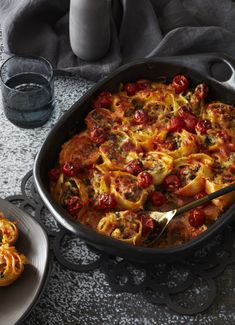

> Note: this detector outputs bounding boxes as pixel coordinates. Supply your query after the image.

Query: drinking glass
[0,55,54,128]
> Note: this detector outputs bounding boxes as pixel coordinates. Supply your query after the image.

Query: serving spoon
[145,182,235,242]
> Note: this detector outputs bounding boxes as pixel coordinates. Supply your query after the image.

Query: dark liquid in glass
[2,72,54,128]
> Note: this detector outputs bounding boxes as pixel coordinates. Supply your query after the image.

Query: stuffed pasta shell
[174,153,214,196]
[109,171,151,211]
[99,131,139,171]
[59,131,100,167]
[206,173,235,209]
[153,129,199,159]
[97,210,142,245]
[140,151,173,185]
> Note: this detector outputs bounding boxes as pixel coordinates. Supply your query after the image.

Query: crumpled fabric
[1,0,235,80]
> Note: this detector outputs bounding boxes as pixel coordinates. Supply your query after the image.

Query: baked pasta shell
[202,101,235,129]
[141,151,173,185]
[205,177,235,209]
[97,211,142,245]
[154,129,199,159]
[99,130,139,171]
[59,131,100,167]
[51,174,89,207]
[109,171,150,211]
[175,153,214,196]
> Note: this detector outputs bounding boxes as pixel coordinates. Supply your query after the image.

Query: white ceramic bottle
[69,0,112,61]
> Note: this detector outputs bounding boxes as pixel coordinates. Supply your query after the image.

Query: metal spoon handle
[175,182,235,216]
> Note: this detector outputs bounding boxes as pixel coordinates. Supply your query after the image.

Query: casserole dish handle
[164,53,235,92]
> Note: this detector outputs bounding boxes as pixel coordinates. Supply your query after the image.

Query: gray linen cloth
[1,0,235,80]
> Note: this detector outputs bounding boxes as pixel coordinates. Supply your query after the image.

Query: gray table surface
[0,32,235,325]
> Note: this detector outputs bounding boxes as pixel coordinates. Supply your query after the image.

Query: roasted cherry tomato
[150,191,166,207]
[194,191,209,208]
[135,79,150,90]
[177,105,192,117]
[183,113,198,133]
[194,83,209,99]
[188,208,206,228]
[48,168,60,181]
[195,119,211,134]
[121,139,137,152]
[168,116,185,132]
[126,159,144,175]
[139,214,156,237]
[194,191,207,200]
[66,196,83,215]
[93,91,112,108]
[172,75,189,94]
[98,193,117,209]
[122,82,138,96]
[136,171,153,188]
[229,144,235,152]
[62,161,80,177]
[133,109,149,124]
[229,161,235,174]
[89,127,107,144]
[217,130,231,142]
[163,174,181,192]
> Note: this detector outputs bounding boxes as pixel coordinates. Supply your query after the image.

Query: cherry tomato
[195,119,211,134]
[139,214,156,237]
[98,193,117,209]
[62,161,80,177]
[133,109,149,124]
[66,196,83,215]
[194,191,209,208]
[217,130,231,142]
[136,171,153,188]
[150,191,166,207]
[126,159,144,175]
[188,209,206,228]
[194,191,207,200]
[48,168,60,181]
[228,143,235,153]
[122,82,138,96]
[135,79,150,90]
[177,105,192,118]
[194,83,209,99]
[168,116,185,132]
[183,113,198,133]
[89,127,107,144]
[121,139,136,152]
[172,75,189,94]
[229,161,235,174]
[93,91,112,108]
[163,175,181,192]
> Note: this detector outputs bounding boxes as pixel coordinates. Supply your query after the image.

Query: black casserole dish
[34,54,235,263]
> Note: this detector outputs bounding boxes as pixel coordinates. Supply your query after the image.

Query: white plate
[0,198,49,325]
